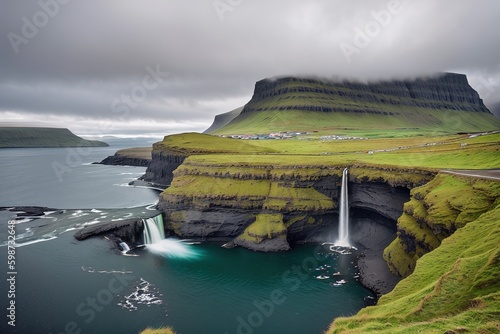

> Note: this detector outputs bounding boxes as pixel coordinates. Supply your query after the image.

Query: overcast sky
[1,0,500,137]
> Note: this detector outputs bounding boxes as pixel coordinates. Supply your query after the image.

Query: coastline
[97,147,152,167]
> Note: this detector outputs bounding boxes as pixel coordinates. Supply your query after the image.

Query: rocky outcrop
[99,154,150,167]
[98,147,152,167]
[74,218,145,246]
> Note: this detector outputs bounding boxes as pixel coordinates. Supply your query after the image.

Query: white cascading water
[336,168,350,247]
[142,214,198,259]
[119,241,131,253]
[143,215,165,244]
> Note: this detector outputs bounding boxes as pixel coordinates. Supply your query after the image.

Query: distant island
[0,127,108,148]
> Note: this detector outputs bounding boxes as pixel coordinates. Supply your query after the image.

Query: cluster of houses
[220,131,309,140]
[318,135,367,141]
[219,132,368,141]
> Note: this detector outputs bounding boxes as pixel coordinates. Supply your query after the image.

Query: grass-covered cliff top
[0,127,108,148]
[153,132,276,155]
[153,131,500,170]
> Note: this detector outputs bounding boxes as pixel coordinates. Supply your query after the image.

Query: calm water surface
[0,143,375,334]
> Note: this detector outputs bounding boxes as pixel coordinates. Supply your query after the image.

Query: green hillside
[328,179,500,333]
[210,74,500,136]
[0,127,108,148]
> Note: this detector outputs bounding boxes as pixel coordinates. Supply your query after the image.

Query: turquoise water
[4,230,374,334]
[0,146,375,333]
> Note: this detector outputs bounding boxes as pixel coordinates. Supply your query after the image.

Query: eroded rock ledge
[157,158,435,252]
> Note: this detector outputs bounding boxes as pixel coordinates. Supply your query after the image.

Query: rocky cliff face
[142,150,186,187]
[157,160,434,252]
[244,73,490,114]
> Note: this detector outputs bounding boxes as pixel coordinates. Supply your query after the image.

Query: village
[218,131,367,141]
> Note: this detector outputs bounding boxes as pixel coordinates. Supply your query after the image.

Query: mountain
[203,106,243,133]
[0,127,108,148]
[207,73,500,135]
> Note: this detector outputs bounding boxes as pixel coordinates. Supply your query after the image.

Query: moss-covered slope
[0,127,108,148]
[328,182,500,333]
[384,174,500,277]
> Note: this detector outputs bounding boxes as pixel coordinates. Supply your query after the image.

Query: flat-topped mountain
[0,127,108,148]
[207,73,500,135]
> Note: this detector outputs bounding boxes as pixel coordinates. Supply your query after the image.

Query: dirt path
[440,169,500,181]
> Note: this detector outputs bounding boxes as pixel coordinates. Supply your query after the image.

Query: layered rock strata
[157,159,434,252]
[243,73,490,115]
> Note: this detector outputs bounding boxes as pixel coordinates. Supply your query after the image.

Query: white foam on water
[15,236,57,247]
[81,220,101,227]
[13,218,33,224]
[146,239,200,259]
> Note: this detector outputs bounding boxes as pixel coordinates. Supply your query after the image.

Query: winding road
[440,169,500,181]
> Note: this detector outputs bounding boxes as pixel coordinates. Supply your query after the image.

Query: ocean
[0,140,375,334]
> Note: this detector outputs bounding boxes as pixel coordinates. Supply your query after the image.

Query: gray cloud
[1,0,500,136]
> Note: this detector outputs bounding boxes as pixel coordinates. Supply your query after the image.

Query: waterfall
[142,214,199,258]
[119,242,131,253]
[337,168,350,247]
[143,215,165,244]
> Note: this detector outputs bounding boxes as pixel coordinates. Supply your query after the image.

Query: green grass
[329,199,500,333]
[153,132,500,170]
[383,174,500,278]
[153,132,275,155]
[236,213,287,243]
[116,147,152,159]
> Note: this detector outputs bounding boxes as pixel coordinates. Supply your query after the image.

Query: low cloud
[1,0,499,135]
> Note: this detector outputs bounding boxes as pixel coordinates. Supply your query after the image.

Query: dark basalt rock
[98,155,150,167]
[0,206,58,216]
[244,73,490,115]
[142,151,186,188]
[74,219,144,246]
[233,236,290,252]
[349,182,409,222]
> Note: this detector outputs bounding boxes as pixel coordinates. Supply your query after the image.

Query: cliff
[0,127,108,148]
[142,132,275,187]
[383,173,500,277]
[157,157,434,252]
[212,73,500,135]
[98,147,151,167]
[329,174,500,333]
